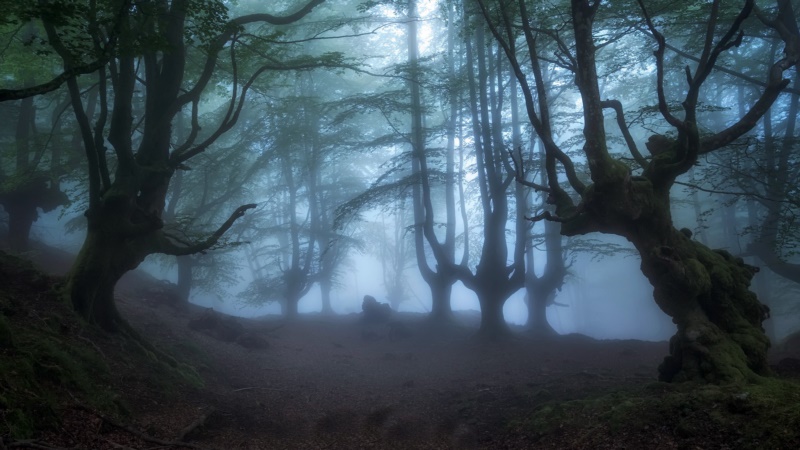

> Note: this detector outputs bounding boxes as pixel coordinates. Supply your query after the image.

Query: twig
[103,438,137,450]
[231,386,285,392]
[78,335,108,361]
[175,408,215,442]
[7,441,68,450]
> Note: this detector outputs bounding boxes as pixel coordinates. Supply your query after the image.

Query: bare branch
[159,204,258,256]
[601,99,647,168]
[635,0,686,131]
[508,148,549,192]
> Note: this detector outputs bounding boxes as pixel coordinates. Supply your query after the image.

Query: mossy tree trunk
[642,236,769,383]
[67,222,150,331]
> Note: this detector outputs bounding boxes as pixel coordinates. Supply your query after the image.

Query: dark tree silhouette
[36,0,325,331]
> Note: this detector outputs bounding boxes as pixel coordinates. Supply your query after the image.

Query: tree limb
[159,203,257,256]
[601,99,647,168]
[174,0,325,112]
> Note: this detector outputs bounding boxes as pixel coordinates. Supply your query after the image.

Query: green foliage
[185,0,230,48]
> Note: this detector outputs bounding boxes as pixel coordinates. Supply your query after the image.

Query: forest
[1,0,799,448]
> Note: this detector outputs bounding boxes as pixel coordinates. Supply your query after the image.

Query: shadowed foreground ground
[2,244,799,449]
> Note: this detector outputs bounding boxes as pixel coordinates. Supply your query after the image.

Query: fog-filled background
[2,0,798,345]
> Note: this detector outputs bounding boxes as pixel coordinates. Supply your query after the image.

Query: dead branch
[78,335,108,361]
[102,438,137,450]
[232,386,286,392]
[6,440,68,450]
[175,408,215,442]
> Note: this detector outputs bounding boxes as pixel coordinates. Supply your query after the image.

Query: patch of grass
[122,331,205,390]
[515,378,800,448]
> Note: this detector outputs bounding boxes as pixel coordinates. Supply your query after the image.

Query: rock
[236,332,269,349]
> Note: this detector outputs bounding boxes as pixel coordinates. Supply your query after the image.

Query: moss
[517,380,800,448]
[683,258,711,295]
[0,251,126,439]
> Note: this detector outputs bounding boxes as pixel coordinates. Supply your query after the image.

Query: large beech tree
[479,0,798,382]
[34,0,325,331]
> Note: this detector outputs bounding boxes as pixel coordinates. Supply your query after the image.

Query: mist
[2,0,799,447]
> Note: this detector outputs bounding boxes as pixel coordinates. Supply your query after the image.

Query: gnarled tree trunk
[633,228,769,383]
[573,176,770,383]
[66,220,150,331]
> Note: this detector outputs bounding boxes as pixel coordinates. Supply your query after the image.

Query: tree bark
[319,278,334,315]
[477,0,791,383]
[284,294,300,320]
[176,255,194,304]
[428,276,454,324]
[5,201,37,252]
[525,287,557,338]
[475,280,512,339]
[66,227,148,331]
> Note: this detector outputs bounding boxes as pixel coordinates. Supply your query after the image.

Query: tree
[237,68,365,318]
[446,9,526,339]
[479,0,798,382]
[0,21,73,250]
[406,0,467,324]
[29,0,325,331]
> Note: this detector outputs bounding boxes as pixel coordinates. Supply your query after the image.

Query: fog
[25,208,722,343]
[3,0,799,351]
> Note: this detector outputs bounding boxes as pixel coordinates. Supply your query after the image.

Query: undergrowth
[0,251,202,440]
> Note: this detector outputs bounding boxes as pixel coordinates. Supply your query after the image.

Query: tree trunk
[66,228,147,331]
[284,295,299,320]
[525,287,556,338]
[176,255,194,304]
[633,228,770,383]
[4,200,37,252]
[428,277,454,324]
[476,283,511,339]
[319,278,334,315]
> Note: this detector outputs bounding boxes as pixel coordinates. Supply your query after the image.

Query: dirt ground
[106,294,666,449]
[9,243,800,449]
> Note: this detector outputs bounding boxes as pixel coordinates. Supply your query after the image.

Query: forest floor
[2,242,800,449]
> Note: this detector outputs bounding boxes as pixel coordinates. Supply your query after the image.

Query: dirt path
[11,243,800,449]
[118,299,669,449]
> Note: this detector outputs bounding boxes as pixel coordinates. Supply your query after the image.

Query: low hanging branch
[160,203,258,256]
